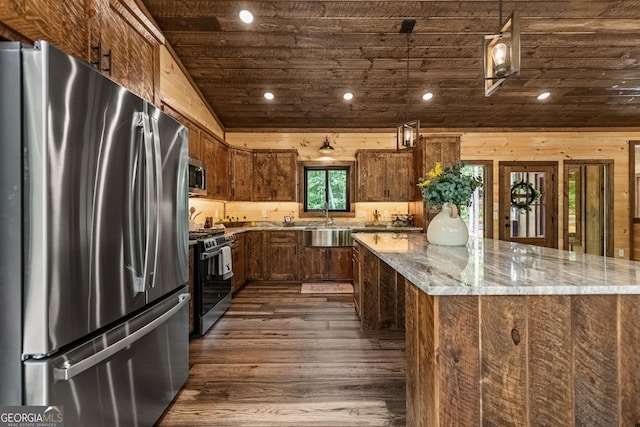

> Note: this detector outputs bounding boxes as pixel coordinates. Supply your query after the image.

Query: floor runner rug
[300,282,354,294]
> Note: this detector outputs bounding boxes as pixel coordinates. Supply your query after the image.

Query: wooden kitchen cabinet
[352,242,362,317]
[246,231,266,280]
[201,132,229,200]
[162,104,201,160]
[229,148,253,201]
[267,231,299,280]
[359,245,404,330]
[87,1,158,104]
[356,150,414,202]
[252,150,298,201]
[300,248,328,280]
[231,233,246,293]
[328,248,353,280]
[300,247,353,281]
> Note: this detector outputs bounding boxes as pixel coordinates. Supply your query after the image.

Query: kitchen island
[353,233,640,427]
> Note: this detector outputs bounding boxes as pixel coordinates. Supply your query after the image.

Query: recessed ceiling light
[343,92,354,101]
[264,92,274,100]
[239,10,254,24]
[422,92,434,101]
[537,92,551,100]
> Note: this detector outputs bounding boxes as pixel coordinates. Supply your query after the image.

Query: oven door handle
[200,247,223,261]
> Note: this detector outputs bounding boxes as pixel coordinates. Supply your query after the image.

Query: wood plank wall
[226,131,398,161]
[460,131,640,256]
[405,279,640,427]
[229,130,640,256]
[159,45,224,139]
[2,2,639,253]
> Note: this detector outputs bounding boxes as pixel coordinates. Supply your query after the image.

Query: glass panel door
[460,162,493,239]
[499,162,558,248]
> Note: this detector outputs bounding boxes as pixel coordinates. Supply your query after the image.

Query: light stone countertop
[188,221,422,245]
[352,232,640,296]
[221,221,423,236]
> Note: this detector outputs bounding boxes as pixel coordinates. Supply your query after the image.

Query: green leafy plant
[417,162,482,208]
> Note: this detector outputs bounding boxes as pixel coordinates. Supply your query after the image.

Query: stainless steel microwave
[188,157,206,196]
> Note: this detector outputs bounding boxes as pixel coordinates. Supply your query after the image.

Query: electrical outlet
[384,210,389,218]
[261,210,267,218]
[618,248,625,257]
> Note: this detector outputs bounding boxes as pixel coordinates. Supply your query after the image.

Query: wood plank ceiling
[140,0,640,130]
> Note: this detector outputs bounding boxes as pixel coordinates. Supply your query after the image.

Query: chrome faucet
[323,201,334,225]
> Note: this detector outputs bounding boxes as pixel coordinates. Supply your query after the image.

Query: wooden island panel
[405,282,640,426]
[621,296,640,426]
[359,245,404,331]
[527,295,573,426]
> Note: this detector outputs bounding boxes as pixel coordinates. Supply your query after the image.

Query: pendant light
[318,136,335,154]
[483,0,520,96]
[396,19,419,151]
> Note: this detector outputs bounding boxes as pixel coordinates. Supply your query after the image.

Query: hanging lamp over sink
[318,136,335,154]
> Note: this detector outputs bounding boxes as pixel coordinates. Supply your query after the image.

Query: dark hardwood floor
[156,282,406,426]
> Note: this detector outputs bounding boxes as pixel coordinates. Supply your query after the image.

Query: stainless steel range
[191,231,235,336]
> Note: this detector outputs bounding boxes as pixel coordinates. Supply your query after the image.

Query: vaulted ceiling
[141,0,640,131]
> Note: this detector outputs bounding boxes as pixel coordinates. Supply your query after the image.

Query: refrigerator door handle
[126,112,148,294]
[53,293,190,381]
[148,116,163,289]
[141,112,156,291]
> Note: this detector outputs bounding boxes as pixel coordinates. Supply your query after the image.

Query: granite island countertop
[353,232,640,296]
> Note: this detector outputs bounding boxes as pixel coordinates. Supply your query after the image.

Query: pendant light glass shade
[397,120,420,149]
[318,136,335,154]
[483,10,520,96]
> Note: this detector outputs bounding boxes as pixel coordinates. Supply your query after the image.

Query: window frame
[298,161,355,218]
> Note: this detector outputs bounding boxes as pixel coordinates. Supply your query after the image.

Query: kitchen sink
[303,228,352,247]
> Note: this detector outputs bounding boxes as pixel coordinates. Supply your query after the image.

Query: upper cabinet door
[230,148,253,201]
[214,141,230,200]
[252,152,276,201]
[201,132,229,200]
[357,152,386,202]
[274,151,297,201]
[356,151,413,202]
[252,150,297,201]
[387,152,415,201]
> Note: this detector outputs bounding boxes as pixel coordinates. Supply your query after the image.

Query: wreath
[510,181,541,211]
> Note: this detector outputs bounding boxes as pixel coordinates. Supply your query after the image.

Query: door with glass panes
[499,162,558,248]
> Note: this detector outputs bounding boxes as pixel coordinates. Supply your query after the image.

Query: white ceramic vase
[426,202,469,246]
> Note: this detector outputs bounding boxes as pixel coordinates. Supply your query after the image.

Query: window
[304,166,350,212]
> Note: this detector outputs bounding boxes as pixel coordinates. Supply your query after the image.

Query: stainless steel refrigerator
[0,41,190,426]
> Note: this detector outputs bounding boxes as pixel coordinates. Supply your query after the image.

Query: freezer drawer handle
[53,293,191,381]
